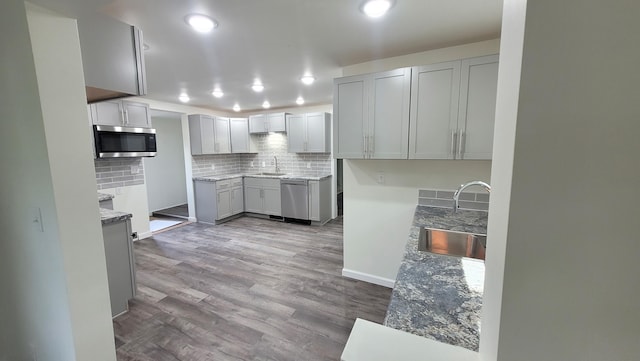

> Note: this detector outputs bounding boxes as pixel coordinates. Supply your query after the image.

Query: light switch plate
[130,165,139,174]
[307,162,311,169]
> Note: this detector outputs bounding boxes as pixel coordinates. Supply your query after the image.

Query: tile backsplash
[191,132,332,178]
[418,188,490,211]
[94,158,145,190]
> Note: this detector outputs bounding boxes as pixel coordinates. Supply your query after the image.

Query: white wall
[0,2,115,360]
[26,4,116,360]
[481,0,640,360]
[341,39,499,285]
[145,113,188,212]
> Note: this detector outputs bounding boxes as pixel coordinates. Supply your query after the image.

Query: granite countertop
[383,205,488,351]
[100,208,132,225]
[98,192,115,202]
[193,173,332,182]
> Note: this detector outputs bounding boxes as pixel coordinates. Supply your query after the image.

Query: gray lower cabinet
[102,219,136,317]
[243,177,281,216]
[309,177,332,224]
[194,178,244,224]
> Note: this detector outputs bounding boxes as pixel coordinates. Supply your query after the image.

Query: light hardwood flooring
[114,216,392,361]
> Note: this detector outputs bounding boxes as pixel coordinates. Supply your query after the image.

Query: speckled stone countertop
[193,173,332,182]
[383,205,488,351]
[98,192,115,202]
[100,208,132,225]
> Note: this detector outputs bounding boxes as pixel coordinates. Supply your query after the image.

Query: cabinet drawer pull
[450,130,457,158]
[458,130,466,159]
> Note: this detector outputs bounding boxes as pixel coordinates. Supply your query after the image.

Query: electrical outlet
[376,172,385,184]
[116,187,123,195]
[130,165,139,174]
[261,161,266,167]
[211,164,215,170]
[306,162,311,169]
[250,161,254,167]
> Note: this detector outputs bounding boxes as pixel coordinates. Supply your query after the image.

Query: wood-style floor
[114,216,392,361]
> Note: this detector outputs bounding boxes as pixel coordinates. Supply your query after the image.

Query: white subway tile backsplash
[94,158,145,190]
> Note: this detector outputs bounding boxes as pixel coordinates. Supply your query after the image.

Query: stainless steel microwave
[93,125,157,158]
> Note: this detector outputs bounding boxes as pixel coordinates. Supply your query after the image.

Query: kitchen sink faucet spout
[273,156,280,173]
[453,181,491,212]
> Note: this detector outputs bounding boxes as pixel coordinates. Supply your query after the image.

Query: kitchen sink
[418,227,487,261]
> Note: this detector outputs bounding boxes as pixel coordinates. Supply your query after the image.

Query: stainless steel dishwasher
[281,178,309,220]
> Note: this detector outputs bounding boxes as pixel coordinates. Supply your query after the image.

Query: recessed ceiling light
[185,14,217,33]
[301,75,315,85]
[179,93,190,103]
[262,101,271,109]
[252,81,265,92]
[296,97,305,105]
[233,104,241,112]
[212,88,224,98]
[361,0,393,18]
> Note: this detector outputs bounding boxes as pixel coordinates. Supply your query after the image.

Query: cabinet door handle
[363,135,367,158]
[450,130,457,159]
[458,130,466,159]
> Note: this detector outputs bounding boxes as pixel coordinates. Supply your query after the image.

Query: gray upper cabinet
[229,118,257,153]
[333,68,411,159]
[333,75,368,158]
[188,114,231,155]
[457,55,499,160]
[213,117,231,154]
[286,112,331,153]
[409,61,461,159]
[409,55,498,160]
[249,112,288,134]
[90,100,151,128]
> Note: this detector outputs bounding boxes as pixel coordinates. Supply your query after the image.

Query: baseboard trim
[342,268,395,288]
[137,231,153,241]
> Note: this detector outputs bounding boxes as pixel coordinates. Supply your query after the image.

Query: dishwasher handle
[281,179,308,186]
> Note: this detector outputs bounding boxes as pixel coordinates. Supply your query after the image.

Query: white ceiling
[30,0,502,112]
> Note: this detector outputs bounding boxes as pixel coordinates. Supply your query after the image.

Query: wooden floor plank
[115,216,391,361]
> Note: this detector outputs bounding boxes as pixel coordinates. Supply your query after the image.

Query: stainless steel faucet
[273,156,280,173]
[453,180,491,212]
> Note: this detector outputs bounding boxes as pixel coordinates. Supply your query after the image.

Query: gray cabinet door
[286,114,306,152]
[123,101,151,127]
[263,188,281,216]
[230,118,254,153]
[188,115,215,155]
[409,61,461,159]
[306,113,330,153]
[194,181,217,223]
[102,220,135,317]
[249,114,267,133]
[458,55,499,160]
[93,101,123,126]
[244,185,263,213]
[369,68,411,159]
[214,117,231,153]
[231,186,244,215]
[267,113,286,132]
[308,180,320,221]
[216,188,232,219]
[333,75,367,158]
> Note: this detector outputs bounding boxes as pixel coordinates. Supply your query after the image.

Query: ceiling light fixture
[296,97,305,105]
[252,81,264,92]
[185,14,217,33]
[179,93,190,103]
[361,0,393,18]
[233,104,241,112]
[301,75,315,85]
[262,101,271,109]
[212,88,224,98]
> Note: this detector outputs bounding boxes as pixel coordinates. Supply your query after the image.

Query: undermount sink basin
[254,172,287,176]
[418,227,487,261]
